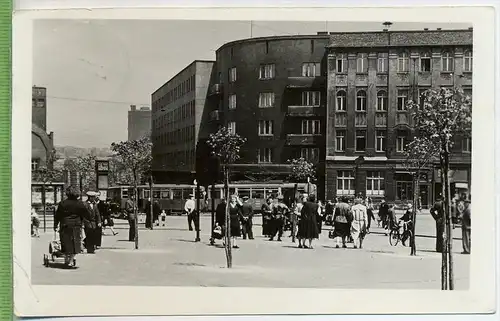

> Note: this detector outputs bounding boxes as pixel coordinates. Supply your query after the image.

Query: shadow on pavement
[174,238,198,243]
[44,262,79,270]
[282,245,301,249]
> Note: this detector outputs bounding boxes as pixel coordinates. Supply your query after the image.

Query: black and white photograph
[13,6,496,317]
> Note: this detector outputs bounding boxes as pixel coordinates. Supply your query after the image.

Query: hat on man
[86,191,97,197]
[189,193,194,197]
[242,196,249,201]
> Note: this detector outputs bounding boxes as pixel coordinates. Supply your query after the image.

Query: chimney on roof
[130,105,136,111]
[424,28,429,31]
[437,28,442,31]
[317,31,328,35]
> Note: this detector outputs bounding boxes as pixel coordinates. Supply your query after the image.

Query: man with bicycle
[398,203,414,246]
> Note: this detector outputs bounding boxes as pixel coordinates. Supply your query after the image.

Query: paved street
[32,214,470,289]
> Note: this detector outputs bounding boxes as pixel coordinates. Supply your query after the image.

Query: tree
[108,155,134,186]
[110,136,152,250]
[287,157,316,243]
[206,126,246,268]
[403,137,440,256]
[64,154,97,196]
[407,87,472,290]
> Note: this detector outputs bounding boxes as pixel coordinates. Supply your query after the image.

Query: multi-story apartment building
[31,86,55,171]
[325,29,472,207]
[128,105,152,141]
[151,60,216,183]
[209,34,330,196]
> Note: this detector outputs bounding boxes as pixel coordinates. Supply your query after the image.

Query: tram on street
[107,182,311,215]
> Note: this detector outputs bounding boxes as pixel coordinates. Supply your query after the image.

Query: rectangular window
[366,171,385,196]
[355,130,366,151]
[258,120,274,136]
[228,67,237,83]
[462,137,471,153]
[258,92,275,108]
[335,130,345,152]
[463,51,473,72]
[301,148,319,162]
[302,120,321,135]
[336,54,347,73]
[302,62,321,77]
[377,53,388,73]
[375,130,386,152]
[356,53,368,73]
[396,136,407,152]
[259,64,275,79]
[337,170,354,196]
[31,159,40,171]
[228,94,237,109]
[301,91,321,106]
[258,148,272,163]
[420,55,431,72]
[398,53,410,72]
[336,90,347,111]
[397,89,409,111]
[228,121,236,135]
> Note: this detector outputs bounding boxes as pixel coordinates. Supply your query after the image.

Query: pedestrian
[145,197,153,229]
[385,203,397,235]
[325,200,334,226]
[365,197,375,233]
[228,195,242,248]
[297,194,320,249]
[184,194,197,231]
[461,198,471,254]
[31,207,40,237]
[316,200,325,237]
[82,191,101,254]
[350,198,368,249]
[101,198,118,236]
[93,194,103,248]
[269,195,288,242]
[261,196,274,237]
[240,196,254,240]
[294,194,307,247]
[332,196,352,248]
[126,194,136,242]
[378,198,389,229]
[398,203,414,247]
[153,198,161,226]
[54,186,90,267]
[430,196,445,253]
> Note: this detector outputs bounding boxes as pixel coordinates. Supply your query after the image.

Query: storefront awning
[434,169,469,183]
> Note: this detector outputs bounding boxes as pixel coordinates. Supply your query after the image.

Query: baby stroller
[43,231,76,268]
[209,224,224,245]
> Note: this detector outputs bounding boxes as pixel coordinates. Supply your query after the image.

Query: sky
[33,20,471,148]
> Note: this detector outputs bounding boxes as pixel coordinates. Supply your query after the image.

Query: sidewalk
[32,216,470,289]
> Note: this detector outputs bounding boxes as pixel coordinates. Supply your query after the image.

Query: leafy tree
[206,126,246,268]
[110,136,152,250]
[403,136,440,256]
[407,87,472,290]
[64,154,97,196]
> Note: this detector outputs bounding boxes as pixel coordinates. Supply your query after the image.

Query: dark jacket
[462,206,471,230]
[430,201,444,224]
[215,202,226,226]
[301,201,319,221]
[125,199,135,220]
[334,202,351,223]
[378,202,389,217]
[83,201,101,229]
[54,199,90,229]
[97,201,109,218]
[240,202,254,220]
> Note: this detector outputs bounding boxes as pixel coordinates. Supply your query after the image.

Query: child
[159,209,167,227]
[31,207,40,237]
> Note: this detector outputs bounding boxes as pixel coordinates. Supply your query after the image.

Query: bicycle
[388,221,413,247]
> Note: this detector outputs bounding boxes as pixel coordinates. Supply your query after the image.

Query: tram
[107,182,312,215]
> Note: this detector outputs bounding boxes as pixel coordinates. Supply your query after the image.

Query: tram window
[144,190,151,199]
[238,189,251,199]
[122,190,129,198]
[160,190,170,199]
[172,189,183,199]
[251,189,264,199]
[153,191,161,199]
[229,188,236,196]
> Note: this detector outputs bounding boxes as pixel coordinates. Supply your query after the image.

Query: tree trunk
[133,172,139,250]
[211,182,215,243]
[195,183,201,242]
[223,165,232,268]
[440,154,448,290]
[410,172,418,256]
[443,142,454,290]
[42,184,47,233]
[149,179,154,230]
[292,183,298,243]
[79,175,83,198]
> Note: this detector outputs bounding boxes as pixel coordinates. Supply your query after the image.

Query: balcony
[208,83,223,96]
[286,76,326,89]
[287,105,324,117]
[286,134,322,146]
[355,112,367,127]
[375,112,387,127]
[335,113,347,127]
[396,112,409,126]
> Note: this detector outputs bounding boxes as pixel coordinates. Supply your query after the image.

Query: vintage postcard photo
[12,6,496,317]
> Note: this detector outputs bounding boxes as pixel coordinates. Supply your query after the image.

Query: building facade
[325,29,472,207]
[31,86,55,171]
[32,86,47,131]
[151,60,216,183]
[128,105,151,141]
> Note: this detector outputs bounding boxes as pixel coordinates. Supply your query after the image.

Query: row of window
[335,88,472,112]
[157,149,196,169]
[154,125,196,146]
[153,101,196,129]
[228,119,322,137]
[335,51,473,74]
[334,129,472,153]
[227,62,321,83]
[336,171,385,196]
[228,91,321,109]
[156,75,196,108]
[256,148,320,164]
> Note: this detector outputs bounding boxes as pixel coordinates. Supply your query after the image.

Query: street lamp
[194,179,201,242]
[354,156,365,197]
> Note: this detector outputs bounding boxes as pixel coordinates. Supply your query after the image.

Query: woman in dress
[228,195,243,248]
[54,185,91,267]
[298,194,320,249]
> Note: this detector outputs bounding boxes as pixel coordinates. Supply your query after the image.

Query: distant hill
[55,146,113,159]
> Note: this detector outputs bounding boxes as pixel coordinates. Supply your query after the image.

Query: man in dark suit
[83,191,101,254]
[270,195,288,242]
[240,196,254,240]
[461,198,471,254]
[430,196,445,253]
[126,195,136,242]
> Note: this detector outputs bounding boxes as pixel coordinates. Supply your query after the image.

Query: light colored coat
[350,203,367,240]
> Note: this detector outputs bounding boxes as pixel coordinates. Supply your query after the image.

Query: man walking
[378,198,389,229]
[240,196,254,240]
[269,195,288,242]
[350,198,368,249]
[430,196,445,253]
[461,198,471,254]
[93,193,103,249]
[83,191,101,254]
[184,194,197,231]
[126,194,136,242]
[261,196,274,237]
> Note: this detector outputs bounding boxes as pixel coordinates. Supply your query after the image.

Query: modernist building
[128,105,151,141]
[151,60,216,183]
[31,86,55,171]
[325,29,472,207]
